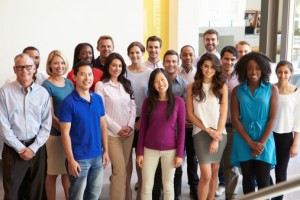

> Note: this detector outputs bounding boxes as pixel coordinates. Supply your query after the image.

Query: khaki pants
[141,147,176,200]
[108,134,134,200]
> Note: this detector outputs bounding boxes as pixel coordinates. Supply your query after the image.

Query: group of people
[0,29,299,200]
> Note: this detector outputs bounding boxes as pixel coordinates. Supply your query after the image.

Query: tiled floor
[1,150,300,199]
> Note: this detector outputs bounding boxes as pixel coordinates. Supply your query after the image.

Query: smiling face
[108,58,122,80]
[154,71,169,95]
[97,39,114,59]
[14,55,36,86]
[129,45,144,64]
[180,46,195,70]
[146,41,161,60]
[276,65,292,83]
[221,52,236,74]
[247,60,262,83]
[49,55,66,77]
[78,45,93,63]
[201,60,216,81]
[204,34,219,52]
[73,65,94,91]
[163,55,179,75]
[237,44,252,59]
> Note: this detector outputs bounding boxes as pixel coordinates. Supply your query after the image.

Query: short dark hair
[73,61,93,76]
[235,52,272,83]
[146,36,162,48]
[180,45,195,55]
[203,29,219,39]
[221,46,238,59]
[163,50,179,63]
[22,46,39,53]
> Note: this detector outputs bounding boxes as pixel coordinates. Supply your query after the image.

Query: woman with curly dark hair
[186,53,228,200]
[231,52,278,194]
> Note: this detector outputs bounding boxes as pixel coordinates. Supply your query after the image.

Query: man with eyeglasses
[0,53,51,199]
[4,46,48,85]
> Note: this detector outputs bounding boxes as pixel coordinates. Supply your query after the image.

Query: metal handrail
[238,177,300,200]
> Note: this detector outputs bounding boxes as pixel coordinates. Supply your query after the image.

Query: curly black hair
[235,51,272,83]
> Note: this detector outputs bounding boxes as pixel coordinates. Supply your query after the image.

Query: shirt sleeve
[58,98,73,122]
[128,99,137,129]
[175,97,186,158]
[0,88,26,152]
[136,98,149,156]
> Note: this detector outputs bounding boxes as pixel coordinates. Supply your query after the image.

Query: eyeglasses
[14,65,33,71]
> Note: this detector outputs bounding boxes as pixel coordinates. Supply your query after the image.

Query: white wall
[0,0,143,86]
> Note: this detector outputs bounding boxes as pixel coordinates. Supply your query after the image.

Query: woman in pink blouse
[136,68,185,200]
[95,53,136,200]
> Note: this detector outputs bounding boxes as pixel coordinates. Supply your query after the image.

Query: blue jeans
[67,156,104,200]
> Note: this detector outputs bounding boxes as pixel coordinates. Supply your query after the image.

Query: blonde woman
[42,50,73,200]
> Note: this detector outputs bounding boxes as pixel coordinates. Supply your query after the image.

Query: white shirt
[143,60,163,70]
[273,89,300,133]
[192,83,226,135]
[94,80,136,137]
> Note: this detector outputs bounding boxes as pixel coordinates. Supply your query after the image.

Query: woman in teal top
[231,52,278,194]
[42,50,74,200]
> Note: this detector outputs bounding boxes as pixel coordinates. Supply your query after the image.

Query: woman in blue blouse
[231,52,278,194]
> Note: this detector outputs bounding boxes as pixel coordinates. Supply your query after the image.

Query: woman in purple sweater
[136,68,185,200]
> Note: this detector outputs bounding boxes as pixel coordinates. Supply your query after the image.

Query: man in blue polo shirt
[59,61,109,200]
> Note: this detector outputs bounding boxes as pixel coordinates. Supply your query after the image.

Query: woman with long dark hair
[136,68,185,200]
[94,53,136,200]
[186,53,228,200]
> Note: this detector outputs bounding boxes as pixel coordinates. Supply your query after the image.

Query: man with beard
[194,29,220,66]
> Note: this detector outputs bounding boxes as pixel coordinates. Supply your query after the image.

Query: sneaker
[215,185,225,197]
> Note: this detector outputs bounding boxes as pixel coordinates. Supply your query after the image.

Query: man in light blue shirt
[0,53,51,199]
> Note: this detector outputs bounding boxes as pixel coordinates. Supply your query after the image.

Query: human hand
[102,151,110,168]
[209,140,219,154]
[136,156,143,168]
[67,159,81,177]
[206,128,223,141]
[19,147,35,160]
[290,143,298,158]
[174,157,183,168]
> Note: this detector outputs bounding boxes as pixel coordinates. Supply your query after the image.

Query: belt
[20,136,36,147]
[225,123,233,128]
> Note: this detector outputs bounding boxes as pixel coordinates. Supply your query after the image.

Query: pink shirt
[95,80,136,137]
[137,96,186,157]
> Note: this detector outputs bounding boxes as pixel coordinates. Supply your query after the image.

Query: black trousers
[2,144,46,200]
[185,127,199,191]
[270,132,293,200]
[240,159,271,194]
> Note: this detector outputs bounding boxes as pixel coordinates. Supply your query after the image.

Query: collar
[72,89,93,101]
[241,81,268,90]
[14,80,35,93]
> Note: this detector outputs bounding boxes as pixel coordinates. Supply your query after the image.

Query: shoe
[215,185,225,197]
